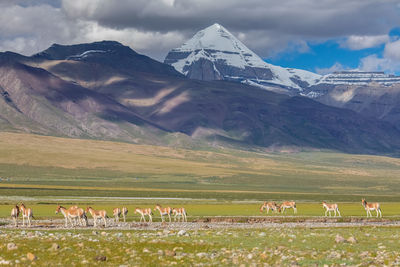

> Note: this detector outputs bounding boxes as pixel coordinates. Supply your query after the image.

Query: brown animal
[11,205,20,227]
[19,203,33,227]
[172,207,187,222]
[134,208,153,222]
[260,201,279,214]
[278,201,297,214]
[113,208,121,223]
[86,207,107,227]
[154,204,172,222]
[362,198,382,218]
[122,207,128,222]
[322,201,341,217]
[56,206,87,227]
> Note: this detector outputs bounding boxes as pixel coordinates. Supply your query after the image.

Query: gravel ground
[1,218,399,230]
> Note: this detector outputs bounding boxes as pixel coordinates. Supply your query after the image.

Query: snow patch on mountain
[317,71,400,85]
[67,50,107,60]
[165,23,321,90]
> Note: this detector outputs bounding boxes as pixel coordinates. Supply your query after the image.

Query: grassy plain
[0,132,400,202]
[1,133,400,266]
[1,227,400,266]
[0,202,398,221]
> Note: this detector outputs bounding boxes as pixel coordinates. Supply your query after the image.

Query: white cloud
[384,39,400,61]
[315,62,348,75]
[79,22,186,60]
[0,0,400,66]
[342,35,389,50]
[59,0,400,58]
[0,4,77,55]
[357,38,400,73]
[359,55,400,74]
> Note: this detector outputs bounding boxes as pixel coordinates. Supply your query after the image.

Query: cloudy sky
[1,0,400,74]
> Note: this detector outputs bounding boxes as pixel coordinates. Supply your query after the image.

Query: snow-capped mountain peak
[165,23,321,91]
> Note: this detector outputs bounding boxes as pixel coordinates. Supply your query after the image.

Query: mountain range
[165,23,400,132]
[1,36,400,154]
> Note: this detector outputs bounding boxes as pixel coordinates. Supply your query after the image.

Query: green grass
[0,202,398,221]
[1,132,400,201]
[0,227,399,266]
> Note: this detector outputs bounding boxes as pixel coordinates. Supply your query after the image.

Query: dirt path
[1,217,400,230]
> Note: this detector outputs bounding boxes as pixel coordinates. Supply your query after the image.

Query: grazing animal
[11,205,20,227]
[260,201,279,214]
[134,208,153,222]
[56,206,87,227]
[122,207,128,222]
[86,207,107,227]
[278,201,297,214]
[154,204,172,223]
[19,203,33,227]
[172,207,187,222]
[113,208,121,223]
[322,201,341,217]
[362,198,382,218]
[75,206,88,226]
[66,205,87,226]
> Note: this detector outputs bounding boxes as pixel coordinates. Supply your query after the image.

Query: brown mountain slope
[1,41,400,154]
[313,83,400,130]
[0,60,167,143]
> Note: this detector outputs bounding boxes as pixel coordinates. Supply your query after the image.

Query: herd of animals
[8,199,382,227]
[9,204,187,227]
[260,199,382,218]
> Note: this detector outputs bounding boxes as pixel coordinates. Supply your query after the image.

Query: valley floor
[1,133,400,265]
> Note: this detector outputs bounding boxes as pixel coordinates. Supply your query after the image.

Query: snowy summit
[165,23,321,92]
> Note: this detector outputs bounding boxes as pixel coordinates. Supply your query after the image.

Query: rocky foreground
[0,220,399,266]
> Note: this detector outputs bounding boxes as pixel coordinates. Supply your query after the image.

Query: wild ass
[278,201,297,214]
[56,206,87,227]
[19,203,33,227]
[260,201,279,214]
[154,204,172,223]
[66,205,87,226]
[322,201,341,217]
[86,207,107,227]
[172,207,187,222]
[11,205,20,227]
[122,207,128,222]
[113,208,121,223]
[134,208,153,223]
[362,198,382,218]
